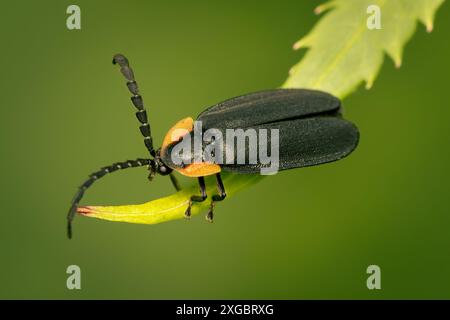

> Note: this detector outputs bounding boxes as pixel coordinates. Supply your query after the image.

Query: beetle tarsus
[185,177,207,219]
[185,194,207,219]
[185,202,192,219]
[205,173,227,223]
[206,205,214,223]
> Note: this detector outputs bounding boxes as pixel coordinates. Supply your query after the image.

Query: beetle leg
[185,176,207,219]
[206,173,227,222]
[169,173,182,191]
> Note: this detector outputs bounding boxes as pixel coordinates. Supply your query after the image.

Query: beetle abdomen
[219,116,359,174]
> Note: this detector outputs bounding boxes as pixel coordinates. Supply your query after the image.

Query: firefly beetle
[67,54,359,238]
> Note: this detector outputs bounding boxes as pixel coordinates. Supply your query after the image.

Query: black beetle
[67,54,359,238]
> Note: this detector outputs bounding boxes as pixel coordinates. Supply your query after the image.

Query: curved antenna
[113,54,156,157]
[67,158,153,239]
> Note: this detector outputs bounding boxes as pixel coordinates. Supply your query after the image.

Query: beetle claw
[184,202,192,219]
[205,208,214,223]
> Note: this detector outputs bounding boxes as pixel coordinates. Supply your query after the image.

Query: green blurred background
[0,0,449,299]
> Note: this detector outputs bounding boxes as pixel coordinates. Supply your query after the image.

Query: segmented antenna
[67,158,152,239]
[112,54,156,157]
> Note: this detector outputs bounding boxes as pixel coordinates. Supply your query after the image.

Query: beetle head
[148,149,173,180]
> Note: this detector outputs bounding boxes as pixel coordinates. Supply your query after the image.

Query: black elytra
[67,54,359,239]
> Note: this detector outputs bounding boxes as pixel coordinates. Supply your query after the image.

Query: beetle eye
[160,166,167,173]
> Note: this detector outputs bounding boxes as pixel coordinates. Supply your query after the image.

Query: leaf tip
[293,36,311,50]
[292,40,303,50]
[426,21,434,33]
[314,2,335,15]
[77,206,94,216]
[314,5,323,15]
[288,66,295,76]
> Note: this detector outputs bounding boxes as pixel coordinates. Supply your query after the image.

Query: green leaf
[78,0,444,225]
[79,172,262,224]
[285,0,445,97]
